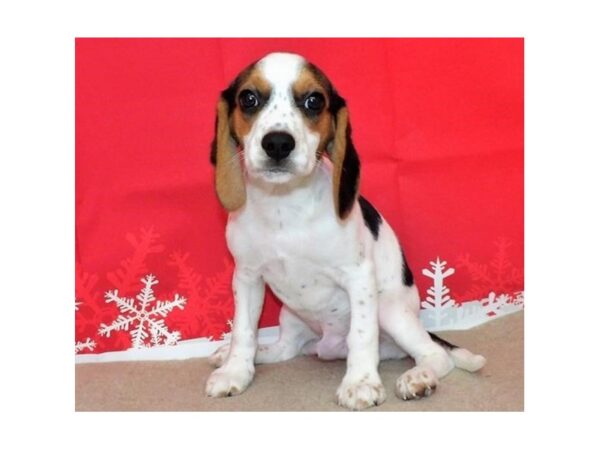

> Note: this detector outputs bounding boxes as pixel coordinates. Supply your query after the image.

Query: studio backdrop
[75,38,523,360]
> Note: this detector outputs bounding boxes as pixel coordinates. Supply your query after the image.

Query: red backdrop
[75,38,523,354]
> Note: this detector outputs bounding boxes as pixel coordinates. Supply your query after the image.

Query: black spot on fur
[328,89,346,115]
[358,196,382,239]
[209,113,219,165]
[221,84,237,111]
[402,252,414,287]
[337,120,360,218]
[428,332,458,350]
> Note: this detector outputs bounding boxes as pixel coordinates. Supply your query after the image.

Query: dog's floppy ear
[210,88,246,211]
[329,92,360,219]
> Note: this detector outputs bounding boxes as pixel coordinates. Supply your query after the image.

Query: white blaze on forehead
[243,52,319,181]
[257,52,306,90]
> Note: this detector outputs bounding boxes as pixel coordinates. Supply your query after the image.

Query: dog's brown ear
[329,94,360,219]
[210,95,246,211]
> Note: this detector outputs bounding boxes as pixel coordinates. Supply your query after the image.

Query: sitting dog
[206,52,486,410]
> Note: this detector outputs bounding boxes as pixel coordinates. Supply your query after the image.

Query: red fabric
[75,38,523,353]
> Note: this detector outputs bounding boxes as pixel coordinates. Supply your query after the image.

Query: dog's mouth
[255,165,297,183]
[265,166,290,174]
[260,160,294,174]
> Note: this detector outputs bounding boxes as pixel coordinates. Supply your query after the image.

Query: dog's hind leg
[379,332,409,361]
[428,331,487,373]
[255,306,318,364]
[378,285,456,400]
[209,306,317,367]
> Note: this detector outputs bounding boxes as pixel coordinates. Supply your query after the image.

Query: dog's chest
[228,206,355,335]
[261,253,352,344]
[262,253,336,306]
[256,227,346,311]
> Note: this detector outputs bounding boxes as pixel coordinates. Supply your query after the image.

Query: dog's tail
[428,332,487,372]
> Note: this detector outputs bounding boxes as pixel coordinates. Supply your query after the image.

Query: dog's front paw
[336,376,386,410]
[208,343,230,368]
[396,366,438,400]
[205,366,254,398]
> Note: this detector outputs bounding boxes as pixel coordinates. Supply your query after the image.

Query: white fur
[206,52,485,410]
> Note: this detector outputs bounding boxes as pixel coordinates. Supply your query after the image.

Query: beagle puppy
[206,52,486,410]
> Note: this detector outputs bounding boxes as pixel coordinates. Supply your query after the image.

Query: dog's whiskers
[223,149,245,169]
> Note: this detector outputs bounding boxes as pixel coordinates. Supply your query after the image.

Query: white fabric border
[75,307,523,364]
[75,326,280,364]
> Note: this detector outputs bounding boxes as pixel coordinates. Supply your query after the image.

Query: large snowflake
[99,274,187,349]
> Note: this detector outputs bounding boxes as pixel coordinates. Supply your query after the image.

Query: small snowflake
[480,291,524,317]
[99,274,187,349]
[75,337,97,354]
[75,298,97,354]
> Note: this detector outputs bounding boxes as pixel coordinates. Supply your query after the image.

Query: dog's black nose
[261,132,295,162]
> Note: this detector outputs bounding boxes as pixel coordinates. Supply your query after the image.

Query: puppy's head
[210,52,360,219]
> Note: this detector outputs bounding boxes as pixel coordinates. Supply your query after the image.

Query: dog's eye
[302,93,325,114]
[239,90,260,111]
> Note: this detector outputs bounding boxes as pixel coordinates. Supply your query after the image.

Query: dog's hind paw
[395,366,438,400]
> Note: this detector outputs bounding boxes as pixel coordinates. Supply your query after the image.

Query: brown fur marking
[213,66,274,211]
[214,99,246,211]
[230,68,272,147]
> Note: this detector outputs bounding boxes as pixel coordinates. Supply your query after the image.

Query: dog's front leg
[205,268,265,397]
[336,262,386,410]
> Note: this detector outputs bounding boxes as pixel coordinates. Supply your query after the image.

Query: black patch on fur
[337,127,360,218]
[328,89,346,116]
[209,113,218,165]
[428,332,458,350]
[221,84,237,111]
[402,252,414,287]
[358,196,382,240]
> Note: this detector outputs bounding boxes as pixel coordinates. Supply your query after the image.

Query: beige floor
[76,311,523,411]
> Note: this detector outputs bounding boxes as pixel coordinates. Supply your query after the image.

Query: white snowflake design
[75,298,96,354]
[99,274,187,349]
[419,257,524,331]
[75,337,97,354]
[421,258,457,329]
